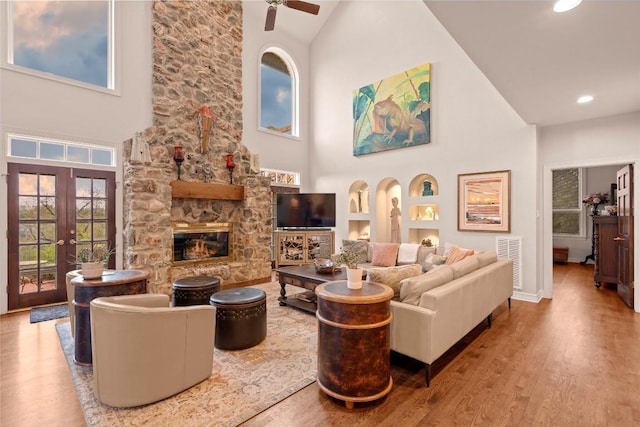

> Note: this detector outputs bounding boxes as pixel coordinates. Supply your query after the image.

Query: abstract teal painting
[352,62,431,156]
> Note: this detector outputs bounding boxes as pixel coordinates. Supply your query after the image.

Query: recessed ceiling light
[577,95,594,104]
[553,0,582,13]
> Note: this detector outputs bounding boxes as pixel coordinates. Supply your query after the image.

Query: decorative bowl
[313,258,334,274]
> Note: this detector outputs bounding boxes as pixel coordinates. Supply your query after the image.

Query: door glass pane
[39,175,56,196]
[11,139,37,158]
[19,270,38,294]
[39,223,56,244]
[40,197,56,219]
[40,244,56,266]
[40,143,65,161]
[40,269,57,292]
[19,223,37,244]
[19,245,37,266]
[68,146,89,163]
[18,197,37,219]
[94,200,106,219]
[76,199,92,219]
[76,177,92,197]
[93,178,107,197]
[18,173,37,195]
[93,222,107,240]
[76,221,92,241]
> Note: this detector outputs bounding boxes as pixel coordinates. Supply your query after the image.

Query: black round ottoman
[209,288,267,350]
[172,276,221,306]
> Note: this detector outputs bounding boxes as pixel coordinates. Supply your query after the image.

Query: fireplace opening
[172,222,232,265]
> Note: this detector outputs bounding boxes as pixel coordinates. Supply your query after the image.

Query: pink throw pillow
[371,243,400,267]
[444,245,475,265]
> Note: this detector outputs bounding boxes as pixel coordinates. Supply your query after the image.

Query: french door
[7,163,116,310]
[616,164,634,308]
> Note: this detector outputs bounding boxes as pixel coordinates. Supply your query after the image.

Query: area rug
[30,303,69,323]
[56,282,318,427]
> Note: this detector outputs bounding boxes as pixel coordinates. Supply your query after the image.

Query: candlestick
[173,146,184,180]
[226,154,235,184]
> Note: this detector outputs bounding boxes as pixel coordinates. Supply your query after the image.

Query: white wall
[540,111,640,311]
[0,1,153,314]
[308,0,540,301]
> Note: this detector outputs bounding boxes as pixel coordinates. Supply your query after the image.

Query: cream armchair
[90,294,216,408]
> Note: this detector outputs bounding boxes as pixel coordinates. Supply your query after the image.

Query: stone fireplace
[120,1,272,296]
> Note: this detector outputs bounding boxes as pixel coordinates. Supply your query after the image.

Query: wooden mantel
[170,180,245,201]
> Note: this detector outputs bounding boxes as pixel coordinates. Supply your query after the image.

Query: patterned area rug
[31,303,69,323]
[56,282,318,427]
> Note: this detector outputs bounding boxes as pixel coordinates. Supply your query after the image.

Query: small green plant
[334,246,360,269]
[71,244,116,264]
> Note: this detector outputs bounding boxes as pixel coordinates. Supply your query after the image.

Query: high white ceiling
[246,0,640,128]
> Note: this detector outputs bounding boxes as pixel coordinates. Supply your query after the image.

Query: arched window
[259,48,298,137]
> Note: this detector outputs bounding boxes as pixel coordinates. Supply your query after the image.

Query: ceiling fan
[264,0,320,31]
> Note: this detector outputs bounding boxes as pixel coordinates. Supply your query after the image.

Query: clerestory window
[260,48,298,137]
[6,0,114,89]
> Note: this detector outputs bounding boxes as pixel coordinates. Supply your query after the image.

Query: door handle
[56,240,65,245]
[69,238,77,245]
[613,237,625,241]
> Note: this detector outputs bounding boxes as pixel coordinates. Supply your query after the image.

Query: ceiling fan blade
[265,6,277,31]
[285,0,320,15]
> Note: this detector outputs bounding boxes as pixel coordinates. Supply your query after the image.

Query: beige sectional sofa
[389,252,513,386]
[338,240,514,387]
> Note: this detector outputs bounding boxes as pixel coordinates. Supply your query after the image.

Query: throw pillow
[476,251,498,268]
[399,266,454,306]
[397,243,421,265]
[341,240,369,265]
[367,264,422,298]
[421,253,447,272]
[444,245,475,265]
[371,243,400,267]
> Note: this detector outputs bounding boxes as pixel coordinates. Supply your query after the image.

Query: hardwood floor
[1,263,639,426]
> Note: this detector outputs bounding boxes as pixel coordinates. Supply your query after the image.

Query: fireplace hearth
[172,223,232,265]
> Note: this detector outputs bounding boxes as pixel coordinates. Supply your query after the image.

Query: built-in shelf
[170,180,245,201]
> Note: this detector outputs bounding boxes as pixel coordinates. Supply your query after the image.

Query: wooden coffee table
[276,264,349,313]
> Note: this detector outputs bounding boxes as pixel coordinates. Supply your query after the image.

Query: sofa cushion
[476,251,498,268]
[450,255,479,279]
[341,240,369,264]
[397,243,421,265]
[367,264,422,298]
[399,266,454,305]
[422,253,447,272]
[371,243,400,267]
[444,245,475,265]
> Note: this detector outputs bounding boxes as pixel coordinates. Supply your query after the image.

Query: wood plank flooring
[1,263,639,426]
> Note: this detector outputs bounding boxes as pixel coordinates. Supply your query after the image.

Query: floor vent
[496,236,522,290]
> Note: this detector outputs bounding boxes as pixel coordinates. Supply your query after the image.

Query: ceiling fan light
[577,95,594,104]
[553,0,582,13]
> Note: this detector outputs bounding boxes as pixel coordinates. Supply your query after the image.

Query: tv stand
[275,230,335,267]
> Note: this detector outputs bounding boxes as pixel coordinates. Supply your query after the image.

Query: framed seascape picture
[458,170,511,232]
[352,62,431,156]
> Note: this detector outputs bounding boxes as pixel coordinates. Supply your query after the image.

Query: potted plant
[72,244,115,279]
[334,247,363,290]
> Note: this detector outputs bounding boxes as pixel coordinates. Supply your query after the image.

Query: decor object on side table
[458,170,511,232]
[313,258,335,274]
[334,246,363,289]
[226,154,235,184]
[73,245,116,279]
[173,146,185,180]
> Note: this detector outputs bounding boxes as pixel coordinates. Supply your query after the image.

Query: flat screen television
[276,193,336,228]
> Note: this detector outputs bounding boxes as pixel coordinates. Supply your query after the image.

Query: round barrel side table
[315,280,394,409]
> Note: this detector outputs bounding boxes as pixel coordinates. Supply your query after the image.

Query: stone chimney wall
[122,1,272,296]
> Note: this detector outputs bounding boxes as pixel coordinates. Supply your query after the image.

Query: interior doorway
[6,163,116,310]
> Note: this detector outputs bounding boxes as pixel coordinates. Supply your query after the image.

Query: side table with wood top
[71,269,149,365]
[315,280,394,409]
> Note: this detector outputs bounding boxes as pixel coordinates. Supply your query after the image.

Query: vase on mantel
[346,268,364,290]
[592,204,600,216]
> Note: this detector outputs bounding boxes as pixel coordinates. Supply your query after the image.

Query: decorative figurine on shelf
[390,196,401,243]
[226,154,235,184]
[422,180,434,196]
[425,206,434,220]
[173,146,185,180]
[421,238,433,247]
[130,132,151,162]
[190,102,217,154]
[357,189,363,213]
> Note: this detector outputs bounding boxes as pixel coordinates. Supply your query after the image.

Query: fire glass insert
[172,222,232,264]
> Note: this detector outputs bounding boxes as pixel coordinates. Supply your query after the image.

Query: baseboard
[512,289,544,303]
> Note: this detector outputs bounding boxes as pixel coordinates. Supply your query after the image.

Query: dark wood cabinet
[593,216,618,287]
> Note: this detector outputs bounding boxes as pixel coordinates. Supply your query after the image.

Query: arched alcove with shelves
[374,177,401,243]
[409,174,439,197]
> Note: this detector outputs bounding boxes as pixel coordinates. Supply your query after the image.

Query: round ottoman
[209,288,267,350]
[172,276,221,306]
